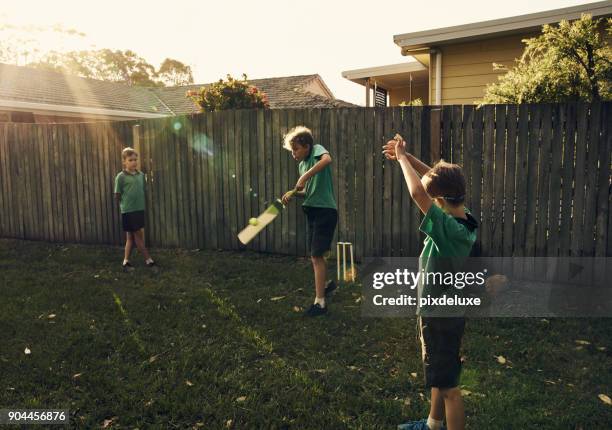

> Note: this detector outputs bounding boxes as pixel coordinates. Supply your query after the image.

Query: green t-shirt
[114,170,146,214]
[298,144,337,210]
[417,204,478,316]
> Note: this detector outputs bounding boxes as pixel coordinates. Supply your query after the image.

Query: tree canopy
[481,15,611,104]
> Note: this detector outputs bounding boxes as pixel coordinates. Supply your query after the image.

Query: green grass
[1,239,611,429]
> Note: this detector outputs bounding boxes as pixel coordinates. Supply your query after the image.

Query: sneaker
[304,303,327,317]
[122,262,134,273]
[146,261,160,273]
[397,419,446,430]
[324,280,337,296]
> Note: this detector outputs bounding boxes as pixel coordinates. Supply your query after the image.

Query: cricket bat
[237,190,296,245]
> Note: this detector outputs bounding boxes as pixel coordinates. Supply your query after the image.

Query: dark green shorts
[418,316,465,388]
[303,206,337,257]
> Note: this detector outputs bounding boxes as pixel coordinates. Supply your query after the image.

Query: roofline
[0,99,168,119]
[309,74,335,99]
[394,1,612,50]
[341,61,427,81]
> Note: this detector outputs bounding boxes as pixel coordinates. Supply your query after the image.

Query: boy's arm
[113,174,122,209]
[295,153,332,191]
[395,141,432,215]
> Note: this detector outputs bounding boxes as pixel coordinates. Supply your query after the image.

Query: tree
[0,25,194,87]
[157,58,194,86]
[481,15,611,104]
[188,74,270,112]
[29,49,162,87]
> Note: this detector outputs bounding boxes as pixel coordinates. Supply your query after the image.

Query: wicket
[336,241,355,282]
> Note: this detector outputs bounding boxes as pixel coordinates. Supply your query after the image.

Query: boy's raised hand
[382,134,407,161]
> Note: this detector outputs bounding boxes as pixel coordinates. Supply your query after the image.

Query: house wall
[389,83,429,105]
[429,22,612,105]
[429,32,539,105]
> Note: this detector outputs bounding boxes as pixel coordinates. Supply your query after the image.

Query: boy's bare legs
[430,387,446,421]
[311,256,327,303]
[441,387,465,430]
[132,228,153,262]
[124,232,134,263]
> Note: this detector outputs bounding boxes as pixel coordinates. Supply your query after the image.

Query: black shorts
[122,210,145,232]
[418,316,465,388]
[303,206,338,257]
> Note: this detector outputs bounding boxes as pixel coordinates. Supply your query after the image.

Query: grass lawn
[1,238,611,429]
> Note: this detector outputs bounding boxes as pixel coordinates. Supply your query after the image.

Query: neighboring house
[0,64,355,123]
[342,1,612,106]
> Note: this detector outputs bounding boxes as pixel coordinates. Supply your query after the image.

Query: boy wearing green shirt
[383,137,478,430]
[282,126,337,317]
[114,147,156,272]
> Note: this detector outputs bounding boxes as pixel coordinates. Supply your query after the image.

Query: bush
[187,74,270,112]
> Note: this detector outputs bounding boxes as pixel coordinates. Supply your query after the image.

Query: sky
[0,0,600,105]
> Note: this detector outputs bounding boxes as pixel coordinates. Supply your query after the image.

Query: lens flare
[190,133,214,157]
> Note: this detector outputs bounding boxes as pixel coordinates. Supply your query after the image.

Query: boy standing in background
[114,147,156,272]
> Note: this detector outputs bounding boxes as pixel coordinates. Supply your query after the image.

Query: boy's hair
[122,147,138,159]
[283,126,313,151]
[422,160,466,206]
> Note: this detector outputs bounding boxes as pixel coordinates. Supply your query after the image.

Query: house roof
[0,63,170,117]
[0,64,355,118]
[394,1,612,52]
[341,61,428,88]
[156,74,356,114]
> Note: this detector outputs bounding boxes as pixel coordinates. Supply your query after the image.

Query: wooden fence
[0,104,610,261]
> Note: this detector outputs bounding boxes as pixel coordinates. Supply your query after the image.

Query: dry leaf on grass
[47,314,56,319]
[575,340,590,345]
[236,396,247,402]
[102,417,117,428]
[185,380,194,386]
[410,372,417,378]
[270,296,285,301]
[599,394,612,405]
[496,355,507,364]
[72,373,83,379]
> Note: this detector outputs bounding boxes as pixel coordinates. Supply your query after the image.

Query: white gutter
[0,99,168,119]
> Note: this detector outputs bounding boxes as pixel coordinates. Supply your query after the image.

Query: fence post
[430,107,441,163]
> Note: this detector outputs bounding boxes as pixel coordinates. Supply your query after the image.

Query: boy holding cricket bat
[383,135,478,430]
[282,126,337,317]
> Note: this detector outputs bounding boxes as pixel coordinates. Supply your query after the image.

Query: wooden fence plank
[583,103,602,257]
[536,104,553,257]
[524,105,541,280]
[559,103,577,258]
[493,105,507,257]
[547,105,564,257]
[571,104,588,257]
[481,105,495,256]
[503,105,517,260]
